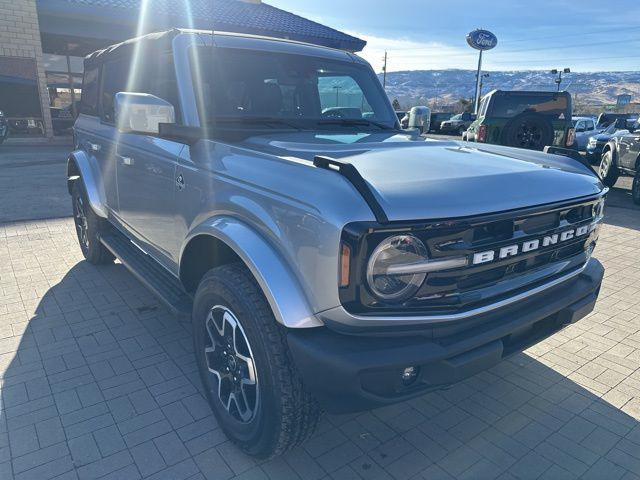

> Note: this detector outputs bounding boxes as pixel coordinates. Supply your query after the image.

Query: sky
[266,0,640,73]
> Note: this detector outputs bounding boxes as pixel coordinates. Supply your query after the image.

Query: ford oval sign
[466,29,498,51]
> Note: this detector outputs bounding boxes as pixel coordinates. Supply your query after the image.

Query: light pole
[551,68,570,92]
[479,73,490,99]
[382,51,388,89]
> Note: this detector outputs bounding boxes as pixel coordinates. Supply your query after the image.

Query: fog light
[401,366,419,386]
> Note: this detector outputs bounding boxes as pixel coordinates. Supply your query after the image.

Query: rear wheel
[598,150,620,188]
[192,264,321,458]
[502,113,554,150]
[71,181,114,264]
[632,170,640,205]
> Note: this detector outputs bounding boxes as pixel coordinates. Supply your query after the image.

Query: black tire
[632,170,640,205]
[598,149,620,188]
[71,181,114,264]
[502,113,554,150]
[458,126,466,136]
[192,263,321,458]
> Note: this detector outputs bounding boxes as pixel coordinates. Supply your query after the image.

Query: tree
[458,98,474,113]
[392,98,402,111]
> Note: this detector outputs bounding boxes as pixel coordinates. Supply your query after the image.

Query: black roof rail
[313,155,388,224]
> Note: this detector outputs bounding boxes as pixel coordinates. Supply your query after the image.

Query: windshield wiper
[208,116,303,130]
[316,118,396,131]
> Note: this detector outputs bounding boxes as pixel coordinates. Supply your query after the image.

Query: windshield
[450,114,462,121]
[190,47,397,132]
[491,93,569,119]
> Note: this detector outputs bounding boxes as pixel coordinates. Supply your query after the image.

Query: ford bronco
[464,90,575,151]
[68,29,606,458]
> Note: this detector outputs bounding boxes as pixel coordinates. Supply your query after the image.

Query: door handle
[88,142,101,152]
[120,156,134,166]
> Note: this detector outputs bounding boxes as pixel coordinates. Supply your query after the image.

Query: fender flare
[181,217,323,329]
[67,150,108,218]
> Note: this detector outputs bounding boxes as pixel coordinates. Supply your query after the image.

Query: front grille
[342,197,603,316]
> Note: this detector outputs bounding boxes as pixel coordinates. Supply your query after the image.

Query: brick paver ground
[1,202,639,479]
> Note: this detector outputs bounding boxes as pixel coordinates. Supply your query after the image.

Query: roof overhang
[37,0,366,56]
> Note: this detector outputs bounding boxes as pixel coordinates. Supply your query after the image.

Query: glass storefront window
[0,56,45,137]
[44,53,84,135]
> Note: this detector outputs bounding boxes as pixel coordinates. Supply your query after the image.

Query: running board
[100,228,192,316]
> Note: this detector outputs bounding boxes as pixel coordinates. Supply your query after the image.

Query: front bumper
[288,259,603,413]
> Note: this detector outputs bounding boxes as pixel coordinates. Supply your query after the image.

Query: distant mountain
[379,70,640,109]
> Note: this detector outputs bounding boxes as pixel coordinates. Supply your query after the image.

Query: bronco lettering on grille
[472,223,596,265]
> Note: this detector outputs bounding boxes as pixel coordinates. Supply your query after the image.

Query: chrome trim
[320,261,591,327]
[385,257,468,275]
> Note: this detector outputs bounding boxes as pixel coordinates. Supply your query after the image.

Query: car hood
[240,132,604,221]
[591,133,612,142]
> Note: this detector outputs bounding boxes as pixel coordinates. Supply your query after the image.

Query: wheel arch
[67,150,108,218]
[179,217,322,329]
[602,141,617,161]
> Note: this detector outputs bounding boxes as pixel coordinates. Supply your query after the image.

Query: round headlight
[366,235,428,302]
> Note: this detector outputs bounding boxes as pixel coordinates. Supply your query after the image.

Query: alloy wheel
[599,153,611,179]
[515,122,543,149]
[74,196,89,249]
[204,305,259,423]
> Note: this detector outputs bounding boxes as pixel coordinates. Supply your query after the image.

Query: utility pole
[478,73,489,101]
[382,51,387,89]
[551,68,570,92]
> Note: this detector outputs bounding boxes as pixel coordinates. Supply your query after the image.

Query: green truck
[464,90,575,151]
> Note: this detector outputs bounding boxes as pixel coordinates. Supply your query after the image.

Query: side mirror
[115,92,175,135]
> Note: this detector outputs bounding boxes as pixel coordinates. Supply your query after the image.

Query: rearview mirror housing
[115,92,175,135]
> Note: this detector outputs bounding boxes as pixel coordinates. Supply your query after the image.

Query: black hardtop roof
[487,89,571,97]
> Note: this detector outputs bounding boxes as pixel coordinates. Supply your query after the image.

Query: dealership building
[0,0,365,138]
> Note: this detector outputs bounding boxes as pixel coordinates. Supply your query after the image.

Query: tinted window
[491,94,569,119]
[80,65,99,116]
[100,53,179,124]
[100,58,130,123]
[190,47,395,130]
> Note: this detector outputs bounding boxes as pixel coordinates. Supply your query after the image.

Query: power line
[386,36,640,59]
[384,26,640,52]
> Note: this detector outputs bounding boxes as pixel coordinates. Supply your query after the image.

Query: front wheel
[632,170,640,205]
[599,150,620,188]
[192,264,321,458]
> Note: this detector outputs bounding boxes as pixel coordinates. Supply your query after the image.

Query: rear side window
[80,65,99,116]
[491,94,569,119]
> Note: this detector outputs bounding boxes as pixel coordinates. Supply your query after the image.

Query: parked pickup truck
[68,29,606,458]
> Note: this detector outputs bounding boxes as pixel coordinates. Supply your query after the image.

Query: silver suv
[69,29,606,458]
